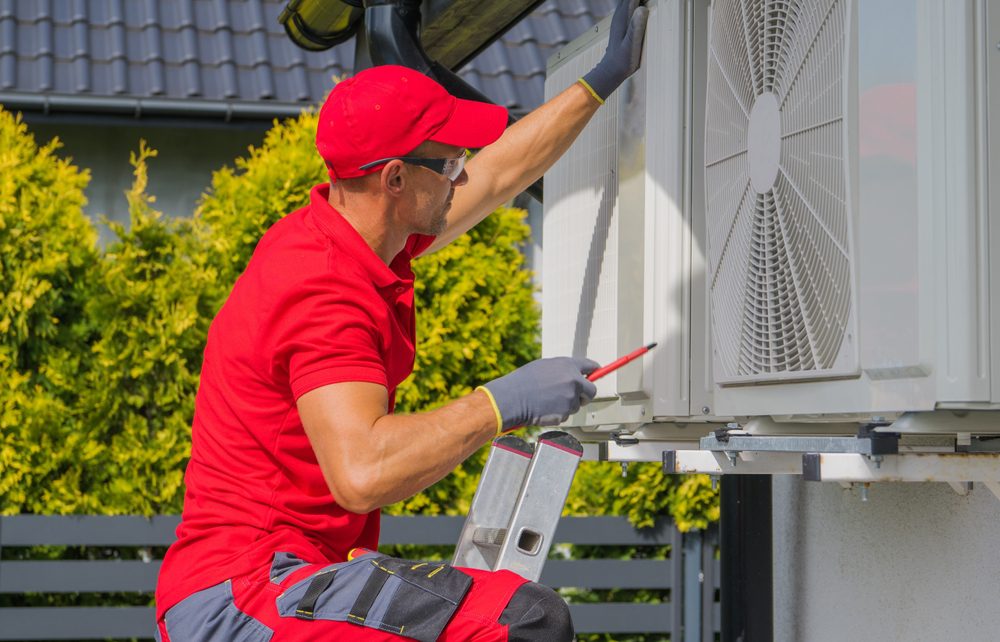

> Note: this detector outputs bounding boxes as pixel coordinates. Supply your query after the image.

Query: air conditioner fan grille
[705,0,853,382]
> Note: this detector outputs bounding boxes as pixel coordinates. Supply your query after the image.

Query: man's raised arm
[426,0,649,253]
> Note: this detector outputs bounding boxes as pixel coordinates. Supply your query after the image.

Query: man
[155,1,648,640]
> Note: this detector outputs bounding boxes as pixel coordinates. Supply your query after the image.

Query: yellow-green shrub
[65,143,218,513]
[0,109,98,511]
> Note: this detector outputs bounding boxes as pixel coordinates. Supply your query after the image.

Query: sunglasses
[359,153,467,181]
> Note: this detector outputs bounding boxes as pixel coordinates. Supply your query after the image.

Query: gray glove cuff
[481,357,600,432]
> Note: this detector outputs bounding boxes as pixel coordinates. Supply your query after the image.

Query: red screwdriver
[587,342,658,381]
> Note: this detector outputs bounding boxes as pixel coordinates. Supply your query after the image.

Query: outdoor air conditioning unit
[542,0,713,436]
[703,0,1000,426]
[544,0,1000,439]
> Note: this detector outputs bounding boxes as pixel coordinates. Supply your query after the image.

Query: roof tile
[1,0,608,117]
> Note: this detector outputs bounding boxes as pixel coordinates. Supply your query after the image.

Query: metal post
[720,475,773,642]
[683,530,703,642]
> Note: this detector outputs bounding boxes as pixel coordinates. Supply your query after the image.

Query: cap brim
[430,98,508,149]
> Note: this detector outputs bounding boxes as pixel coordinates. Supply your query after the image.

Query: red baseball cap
[316,65,509,181]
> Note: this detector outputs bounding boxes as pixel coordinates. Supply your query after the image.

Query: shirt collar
[307,183,410,291]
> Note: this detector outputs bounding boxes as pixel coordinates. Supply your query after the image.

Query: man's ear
[380,161,406,196]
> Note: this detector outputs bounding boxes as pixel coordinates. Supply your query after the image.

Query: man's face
[403,142,468,236]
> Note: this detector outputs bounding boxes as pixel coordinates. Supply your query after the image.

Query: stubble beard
[429,203,449,236]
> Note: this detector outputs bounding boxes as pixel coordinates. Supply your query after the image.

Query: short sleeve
[276,285,388,400]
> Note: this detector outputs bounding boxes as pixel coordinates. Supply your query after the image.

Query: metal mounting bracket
[663,450,803,475]
[801,453,1000,484]
[699,428,900,457]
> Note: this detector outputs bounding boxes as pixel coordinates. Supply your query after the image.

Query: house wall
[28,120,265,244]
[772,477,1000,642]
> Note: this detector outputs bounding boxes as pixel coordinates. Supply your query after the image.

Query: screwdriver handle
[587,342,658,381]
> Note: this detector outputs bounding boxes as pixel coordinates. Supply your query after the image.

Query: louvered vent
[705,0,856,383]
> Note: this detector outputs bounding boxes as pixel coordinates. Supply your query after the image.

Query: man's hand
[478,357,600,433]
[581,0,650,103]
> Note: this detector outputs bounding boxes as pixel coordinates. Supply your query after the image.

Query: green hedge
[0,105,717,531]
[0,110,98,511]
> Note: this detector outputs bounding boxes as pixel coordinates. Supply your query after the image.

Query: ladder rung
[471,527,507,548]
[452,435,533,571]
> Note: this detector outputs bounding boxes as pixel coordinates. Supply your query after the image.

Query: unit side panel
[648,0,693,417]
[918,1,989,402]
[542,30,622,400]
[688,0,716,420]
[616,42,648,397]
[989,0,1000,403]
[856,0,922,384]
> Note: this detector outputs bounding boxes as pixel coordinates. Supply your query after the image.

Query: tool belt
[276,550,473,642]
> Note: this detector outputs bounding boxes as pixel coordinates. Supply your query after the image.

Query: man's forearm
[429,0,648,253]
[329,390,498,513]
[471,81,600,205]
[428,82,601,250]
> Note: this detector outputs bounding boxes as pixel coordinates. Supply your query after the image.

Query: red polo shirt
[156,184,434,619]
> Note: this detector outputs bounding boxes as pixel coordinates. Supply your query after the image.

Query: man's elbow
[336,493,380,515]
[328,469,383,514]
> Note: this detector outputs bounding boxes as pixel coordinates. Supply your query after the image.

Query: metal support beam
[664,450,803,475]
[421,0,547,70]
[700,431,899,456]
[801,453,1000,483]
[582,440,702,463]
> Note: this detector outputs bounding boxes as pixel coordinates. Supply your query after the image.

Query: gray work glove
[581,0,650,102]
[478,357,600,433]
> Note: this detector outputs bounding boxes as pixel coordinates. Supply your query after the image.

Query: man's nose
[452,168,469,187]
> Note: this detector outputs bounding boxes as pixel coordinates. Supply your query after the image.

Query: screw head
[701,406,711,415]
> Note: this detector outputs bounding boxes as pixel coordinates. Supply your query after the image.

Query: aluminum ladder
[452,431,584,581]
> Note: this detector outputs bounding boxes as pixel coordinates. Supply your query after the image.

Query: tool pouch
[276,551,472,642]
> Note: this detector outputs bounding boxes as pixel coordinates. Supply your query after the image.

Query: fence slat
[555,516,675,544]
[0,604,680,639]
[0,516,180,546]
[540,559,672,589]
[0,607,155,640]
[0,515,675,547]
[378,515,464,544]
[0,559,676,593]
[378,515,678,546]
[570,603,673,633]
[0,561,161,593]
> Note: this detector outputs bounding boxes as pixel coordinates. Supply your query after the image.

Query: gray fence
[0,515,719,640]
